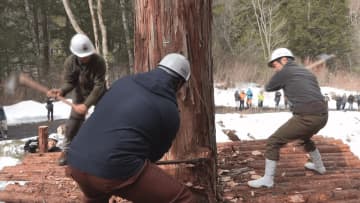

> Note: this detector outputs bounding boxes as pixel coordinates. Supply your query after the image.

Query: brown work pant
[265,113,328,161]
[66,160,195,203]
[63,110,85,151]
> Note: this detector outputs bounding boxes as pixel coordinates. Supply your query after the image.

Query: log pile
[217,136,360,203]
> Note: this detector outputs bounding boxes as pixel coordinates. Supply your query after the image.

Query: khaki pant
[265,113,328,161]
[66,160,195,203]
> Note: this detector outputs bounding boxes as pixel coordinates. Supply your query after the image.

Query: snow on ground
[215,84,360,158]
[0,84,360,170]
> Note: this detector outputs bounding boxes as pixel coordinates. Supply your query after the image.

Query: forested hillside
[1,0,360,104]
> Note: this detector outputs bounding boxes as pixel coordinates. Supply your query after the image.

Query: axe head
[317,53,335,62]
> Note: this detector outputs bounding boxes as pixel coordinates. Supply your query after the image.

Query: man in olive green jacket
[48,33,106,166]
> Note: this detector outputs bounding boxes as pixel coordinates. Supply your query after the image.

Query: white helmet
[268,48,294,67]
[70,33,96,57]
[158,53,191,81]
[48,133,59,142]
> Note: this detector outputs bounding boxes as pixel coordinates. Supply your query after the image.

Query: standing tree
[134,0,216,202]
[119,0,134,74]
[88,0,100,51]
[251,0,285,60]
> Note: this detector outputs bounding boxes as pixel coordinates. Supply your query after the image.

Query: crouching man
[66,53,195,203]
[248,48,328,188]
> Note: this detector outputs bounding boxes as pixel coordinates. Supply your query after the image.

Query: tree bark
[62,0,85,34]
[40,0,50,76]
[32,0,41,61]
[24,0,40,56]
[97,0,110,88]
[88,0,100,52]
[134,1,216,202]
[119,0,134,74]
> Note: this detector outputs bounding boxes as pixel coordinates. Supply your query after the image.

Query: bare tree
[96,0,110,87]
[119,0,134,74]
[88,0,100,52]
[40,0,50,76]
[61,0,84,34]
[24,0,40,56]
[251,0,285,60]
[134,1,216,202]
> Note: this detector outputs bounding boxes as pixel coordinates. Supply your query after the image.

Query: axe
[5,72,75,109]
[305,54,335,70]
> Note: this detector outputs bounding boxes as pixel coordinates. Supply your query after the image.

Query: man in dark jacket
[0,106,8,139]
[248,48,328,188]
[347,94,355,110]
[47,33,107,166]
[66,53,195,203]
[45,97,54,121]
[234,90,240,110]
[274,91,281,110]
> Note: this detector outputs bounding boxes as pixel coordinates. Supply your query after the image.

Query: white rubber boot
[248,159,277,188]
[304,148,326,174]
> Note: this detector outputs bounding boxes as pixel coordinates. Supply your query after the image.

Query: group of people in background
[234,89,290,112]
[234,88,263,111]
[234,89,360,112]
[333,93,360,111]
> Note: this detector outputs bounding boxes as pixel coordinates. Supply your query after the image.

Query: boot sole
[304,166,326,175]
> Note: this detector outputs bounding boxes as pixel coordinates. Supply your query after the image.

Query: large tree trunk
[134,1,216,202]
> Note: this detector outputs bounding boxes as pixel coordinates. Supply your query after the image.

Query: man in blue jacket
[66,53,195,203]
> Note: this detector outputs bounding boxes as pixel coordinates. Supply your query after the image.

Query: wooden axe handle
[19,73,75,108]
[306,54,335,69]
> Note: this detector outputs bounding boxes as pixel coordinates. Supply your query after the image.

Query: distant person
[45,97,55,121]
[47,133,62,152]
[341,93,347,110]
[234,90,240,110]
[335,95,342,110]
[23,133,62,153]
[284,96,288,109]
[257,91,264,111]
[246,88,253,109]
[347,94,355,110]
[274,91,281,110]
[323,93,330,108]
[0,106,8,139]
[47,33,107,166]
[248,48,328,188]
[239,90,246,111]
[65,53,195,203]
